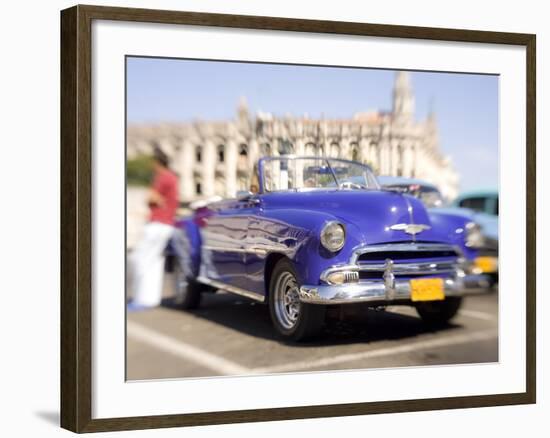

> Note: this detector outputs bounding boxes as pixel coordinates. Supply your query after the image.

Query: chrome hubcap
[274,271,301,330]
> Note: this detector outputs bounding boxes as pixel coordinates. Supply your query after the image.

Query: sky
[127,57,498,192]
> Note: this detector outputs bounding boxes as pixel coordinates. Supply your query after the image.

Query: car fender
[428,210,478,260]
[255,208,364,286]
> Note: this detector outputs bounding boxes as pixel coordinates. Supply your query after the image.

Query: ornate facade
[127,71,459,201]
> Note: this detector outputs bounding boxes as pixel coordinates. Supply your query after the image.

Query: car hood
[262,190,449,245]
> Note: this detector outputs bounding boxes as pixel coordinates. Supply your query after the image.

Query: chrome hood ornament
[389,223,431,235]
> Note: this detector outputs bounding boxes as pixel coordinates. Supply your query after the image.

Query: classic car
[452,190,499,284]
[452,189,499,216]
[170,157,490,341]
[378,176,499,285]
[377,176,445,208]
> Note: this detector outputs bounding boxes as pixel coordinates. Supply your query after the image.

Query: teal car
[452,190,498,217]
[450,190,498,285]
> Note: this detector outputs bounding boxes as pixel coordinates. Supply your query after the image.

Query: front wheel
[268,259,325,341]
[415,296,463,327]
[173,259,203,309]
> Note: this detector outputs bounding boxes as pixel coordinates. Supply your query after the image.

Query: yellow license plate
[474,256,498,273]
[410,278,445,302]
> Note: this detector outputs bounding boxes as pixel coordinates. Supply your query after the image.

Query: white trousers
[130,222,174,306]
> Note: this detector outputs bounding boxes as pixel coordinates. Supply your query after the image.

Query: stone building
[127,71,459,202]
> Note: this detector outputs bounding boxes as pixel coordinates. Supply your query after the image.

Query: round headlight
[465,222,484,248]
[320,221,346,252]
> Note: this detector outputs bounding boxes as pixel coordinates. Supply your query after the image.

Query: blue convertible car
[170,157,490,341]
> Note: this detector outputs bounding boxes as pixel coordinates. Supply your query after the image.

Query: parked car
[452,190,498,284]
[377,177,445,208]
[169,157,490,341]
[452,190,499,216]
[378,177,498,286]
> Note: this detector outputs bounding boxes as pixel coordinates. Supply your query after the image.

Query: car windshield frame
[259,156,380,194]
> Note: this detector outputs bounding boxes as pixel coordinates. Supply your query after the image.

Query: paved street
[126,274,498,380]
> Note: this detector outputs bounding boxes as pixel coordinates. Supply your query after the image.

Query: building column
[358,139,367,166]
[390,140,399,175]
[225,140,238,198]
[248,137,259,169]
[416,147,425,179]
[269,147,280,190]
[369,141,379,170]
[338,138,347,159]
[294,138,305,186]
[175,140,195,202]
[202,140,215,197]
[402,144,414,178]
[379,140,390,174]
[358,138,370,163]
[322,140,330,157]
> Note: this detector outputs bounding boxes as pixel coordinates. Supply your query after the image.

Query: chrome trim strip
[299,274,491,305]
[196,276,266,302]
[202,245,284,256]
[383,259,396,300]
[202,245,248,254]
[357,261,457,273]
[320,260,458,283]
[401,194,416,242]
[350,242,459,264]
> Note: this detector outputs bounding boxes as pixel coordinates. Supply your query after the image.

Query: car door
[245,206,305,297]
[199,199,256,291]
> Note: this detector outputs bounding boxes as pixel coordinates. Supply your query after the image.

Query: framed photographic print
[60,4,536,433]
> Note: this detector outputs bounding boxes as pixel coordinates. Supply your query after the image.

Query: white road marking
[127,320,252,375]
[129,310,498,377]
[254,329,498,374]
[458,309,498,322]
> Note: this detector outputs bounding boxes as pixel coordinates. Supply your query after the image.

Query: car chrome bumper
[299,274,491,305]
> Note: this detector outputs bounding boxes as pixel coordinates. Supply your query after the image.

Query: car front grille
[357,249,458,262]
[352,243,461,280]
[354,243,459,263]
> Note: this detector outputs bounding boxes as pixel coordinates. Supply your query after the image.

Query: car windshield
[261,157,379,192]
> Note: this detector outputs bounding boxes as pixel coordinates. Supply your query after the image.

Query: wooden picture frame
[60,4,536,433]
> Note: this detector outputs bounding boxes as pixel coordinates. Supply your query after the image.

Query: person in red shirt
[128,147,179,311]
